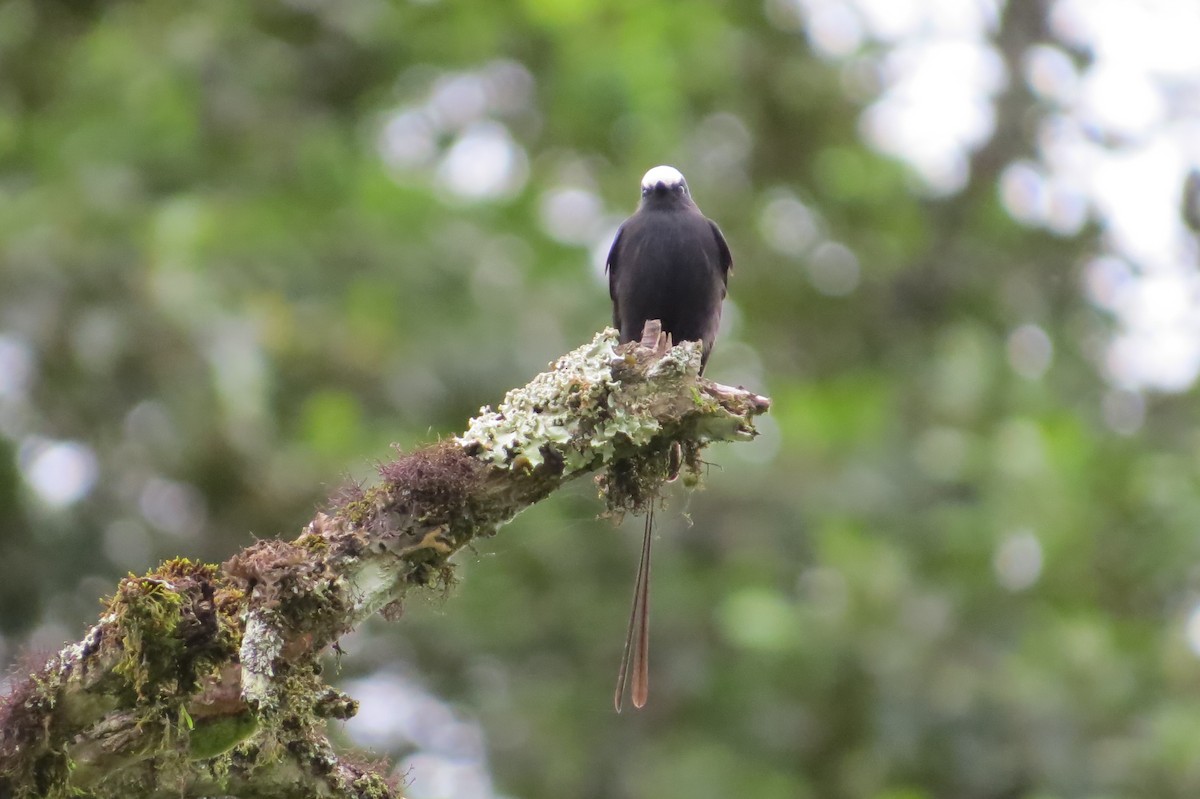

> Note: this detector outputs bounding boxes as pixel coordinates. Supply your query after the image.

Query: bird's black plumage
[606,166,732,372]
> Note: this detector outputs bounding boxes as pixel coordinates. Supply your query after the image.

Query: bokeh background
[5,0,1200,796]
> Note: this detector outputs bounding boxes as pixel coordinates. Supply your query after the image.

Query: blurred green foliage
[3,1,1200,798]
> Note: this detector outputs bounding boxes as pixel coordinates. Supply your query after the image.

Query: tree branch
[0,326,770,799]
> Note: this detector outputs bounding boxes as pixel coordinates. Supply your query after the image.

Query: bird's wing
[709,219,733,284]
[606,224,625,316]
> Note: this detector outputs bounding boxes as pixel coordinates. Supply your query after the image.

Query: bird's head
[639,165,693,207]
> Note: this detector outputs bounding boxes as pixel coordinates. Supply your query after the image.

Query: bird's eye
[673,184,684,193]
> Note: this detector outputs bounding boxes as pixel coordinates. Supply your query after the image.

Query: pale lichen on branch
[0,326,770,799]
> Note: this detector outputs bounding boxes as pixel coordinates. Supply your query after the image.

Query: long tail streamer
[614,505,654,712]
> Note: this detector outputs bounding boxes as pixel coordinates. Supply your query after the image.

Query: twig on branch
[0,326,770,799]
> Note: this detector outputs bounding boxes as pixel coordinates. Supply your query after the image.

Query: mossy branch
[0,326,770,799]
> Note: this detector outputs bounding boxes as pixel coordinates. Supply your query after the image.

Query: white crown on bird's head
[640,165,688,195]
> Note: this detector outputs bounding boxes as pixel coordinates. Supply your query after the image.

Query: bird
[605,165,732,711]
[607,165,732,371]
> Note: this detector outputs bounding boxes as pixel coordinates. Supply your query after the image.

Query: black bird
[606,165,732,711]
[607,165,732,371]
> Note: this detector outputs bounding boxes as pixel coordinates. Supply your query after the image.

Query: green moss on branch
[0,327,770,799]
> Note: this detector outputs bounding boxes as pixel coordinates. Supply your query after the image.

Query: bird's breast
[613,209,725,347]
[619,211,722,282]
